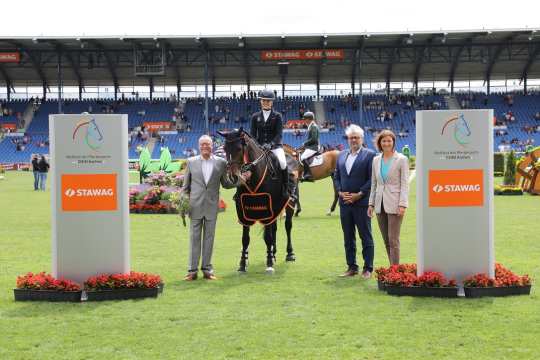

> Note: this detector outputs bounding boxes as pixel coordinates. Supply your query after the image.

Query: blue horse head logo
[73,118,104,151]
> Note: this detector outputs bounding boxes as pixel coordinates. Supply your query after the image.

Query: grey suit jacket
[368,152,409,214]
[181,155,240,220]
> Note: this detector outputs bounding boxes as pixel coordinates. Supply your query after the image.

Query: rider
[300,111,320,182]
[250,89,296,200]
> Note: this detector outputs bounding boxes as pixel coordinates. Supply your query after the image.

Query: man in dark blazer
[333,124,376,278]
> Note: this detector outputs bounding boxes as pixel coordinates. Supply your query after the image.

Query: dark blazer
[250,110,283,148]
[302,122,320,151]
[38,158,50,173]
[32,158,39,171]
[333,148,376,207]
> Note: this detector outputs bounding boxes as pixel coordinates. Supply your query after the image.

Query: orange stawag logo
[429,169,484,207]
[61,174,117,211]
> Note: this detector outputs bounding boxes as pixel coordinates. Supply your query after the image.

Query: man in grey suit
[182,135,249,281]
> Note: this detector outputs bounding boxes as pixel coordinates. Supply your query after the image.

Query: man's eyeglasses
[348,136,361,140]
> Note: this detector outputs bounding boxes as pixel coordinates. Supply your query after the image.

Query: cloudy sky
[2,0,539,37]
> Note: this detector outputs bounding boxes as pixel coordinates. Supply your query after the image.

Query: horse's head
[217,128,246,176]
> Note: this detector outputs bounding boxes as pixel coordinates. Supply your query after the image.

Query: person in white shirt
[181,135,250,281]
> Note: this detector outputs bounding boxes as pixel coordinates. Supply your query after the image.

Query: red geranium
[16,272,81,291]
[464,263,532,287]
[84,271,162,291]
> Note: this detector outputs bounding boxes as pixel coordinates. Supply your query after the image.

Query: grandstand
[1,30,540,163]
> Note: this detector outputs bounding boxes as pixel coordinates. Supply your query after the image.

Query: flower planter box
[377,280,387,291]
[86,287,159,301]
[464,285,531,298]
[385,286,458,298]
[158,282,164,294]
[14,289,82,302]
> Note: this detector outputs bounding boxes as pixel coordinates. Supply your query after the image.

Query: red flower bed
[375,263,417,282]
[464,263,531,287]
[84,271,162,291]
[130,203,168,214]
[375,264,456,288]
[16,272,81,291]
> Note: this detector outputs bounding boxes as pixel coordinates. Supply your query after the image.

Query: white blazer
[368,152,409,214]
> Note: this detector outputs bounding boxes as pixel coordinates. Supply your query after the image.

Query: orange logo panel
[429,169,484,207]
[61,174,117,211]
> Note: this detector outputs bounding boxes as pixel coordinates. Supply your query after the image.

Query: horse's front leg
[264,224,275,274]
[238,225,250,272]
[285,206,296,261]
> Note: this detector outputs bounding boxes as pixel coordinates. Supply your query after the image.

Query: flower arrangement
[143,186,165,205]
[170,191,190,226]
[84,271,162,291]
[375,264,456,288]
[171,173,184,187]
[464,263,531,287]
[494,185,523,196]
[16,272,81,292]
[144,171,172,187]
[129,188,140,204]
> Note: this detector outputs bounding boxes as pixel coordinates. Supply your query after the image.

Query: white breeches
[271,148,287,170]
[300,149,317,161]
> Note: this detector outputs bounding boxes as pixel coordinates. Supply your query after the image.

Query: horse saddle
[306,154,323,168]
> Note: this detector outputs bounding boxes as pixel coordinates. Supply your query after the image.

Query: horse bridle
[224,132,273,174]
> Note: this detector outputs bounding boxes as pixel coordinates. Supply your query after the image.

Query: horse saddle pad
[309,154,324,167]
[239,192,274,222]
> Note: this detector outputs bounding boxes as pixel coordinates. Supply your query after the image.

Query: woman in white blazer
[367,130,409,265]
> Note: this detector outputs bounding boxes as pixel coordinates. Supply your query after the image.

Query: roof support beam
[413,36,436,95]
[386,35,408,96]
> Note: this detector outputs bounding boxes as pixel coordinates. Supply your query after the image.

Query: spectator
[31,155,40,191]
[38,155,50,191]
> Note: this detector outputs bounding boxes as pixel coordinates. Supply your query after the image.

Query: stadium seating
[1,93,539,163]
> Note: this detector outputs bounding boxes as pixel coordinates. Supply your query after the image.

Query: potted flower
[378,264,458,298]
[170,190,190,226]
[84,271,163,301]
[14,272,82,302]
[375,263,417,291]
[464,263,532,298]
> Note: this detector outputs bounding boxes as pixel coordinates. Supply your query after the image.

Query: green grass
[0,171,539,359]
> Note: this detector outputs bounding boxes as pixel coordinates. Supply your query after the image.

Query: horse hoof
[265,267,275,274]
[237,268,247,273]
[326,210,332,216]
[286,254,296,262]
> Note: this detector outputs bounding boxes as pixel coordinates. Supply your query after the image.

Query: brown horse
[283,144,341,216]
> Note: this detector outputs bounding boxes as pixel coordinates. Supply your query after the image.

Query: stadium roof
[1,29,540,95]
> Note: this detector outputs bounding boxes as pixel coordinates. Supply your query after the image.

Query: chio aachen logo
[441,114,471,147]
[72,118,104,151]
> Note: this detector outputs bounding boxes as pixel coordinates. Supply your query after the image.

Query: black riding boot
[301,160,313,182]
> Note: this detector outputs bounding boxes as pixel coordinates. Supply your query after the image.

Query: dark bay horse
[218,129,296,274]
